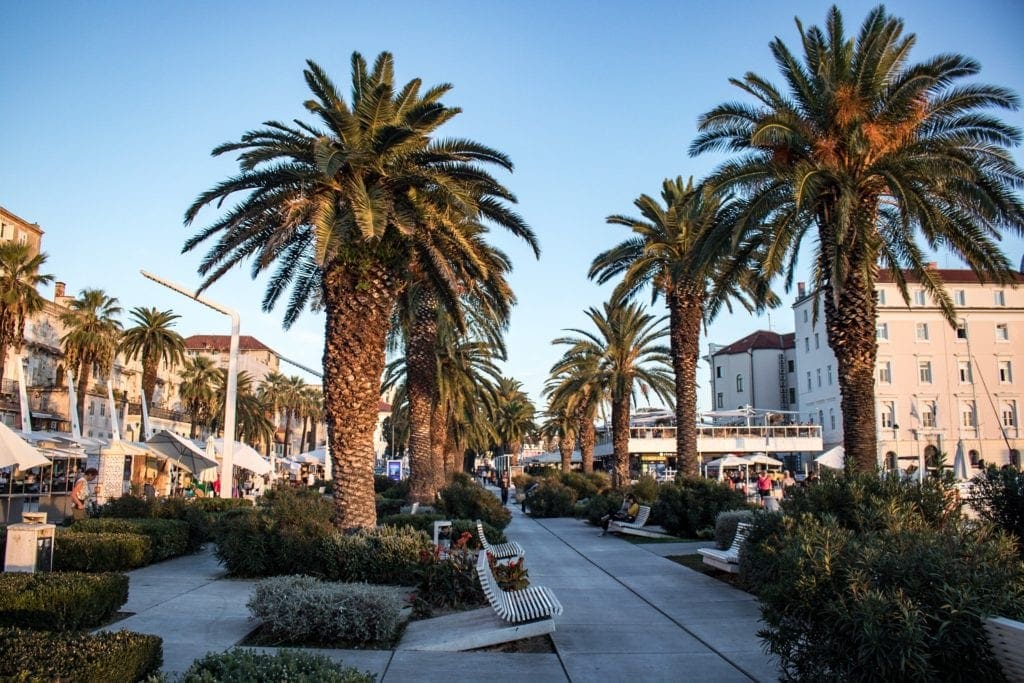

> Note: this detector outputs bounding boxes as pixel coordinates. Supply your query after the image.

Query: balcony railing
[596,424,823,446]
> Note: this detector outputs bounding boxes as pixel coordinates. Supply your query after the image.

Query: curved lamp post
[140,270,238,499]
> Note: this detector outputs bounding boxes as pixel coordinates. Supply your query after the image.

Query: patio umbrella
[952,439,970,481]
[0,421,52,469]
[146,430,218,475]
[292,446,326,465]
[746,453,784,467]
[208,438,272,475]
[815,446,845,470]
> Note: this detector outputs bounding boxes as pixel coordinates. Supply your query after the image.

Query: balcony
[594,424,823,457]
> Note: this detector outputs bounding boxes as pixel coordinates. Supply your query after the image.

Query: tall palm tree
[491,377,536,465]
[554,301,674,487]
[184,52,536,529]
[258,371,289,456]
[539,407,577,473]
[60,289,122,427]
[0,243,53,387]
[690,6,1024,472]
[211,369,268,442]
[298,385,324,453]
[178,354,219,438]
[279,375,307,458]
[118,307,186,408]
[590,177,776,477]
[545,349,603,473]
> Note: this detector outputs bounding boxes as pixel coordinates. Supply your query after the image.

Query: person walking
[499,472,510,506]
[756,471,773,505]
[70,468,98,522]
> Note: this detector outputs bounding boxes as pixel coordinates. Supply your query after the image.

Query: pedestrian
[756,471,772,504]
[601,493,639,535]
[143,478,157,500]
[499,472,510,505]
[71,468,98,521]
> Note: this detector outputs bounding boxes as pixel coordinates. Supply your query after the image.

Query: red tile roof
[184,335,273,352]
[713,330,795,356]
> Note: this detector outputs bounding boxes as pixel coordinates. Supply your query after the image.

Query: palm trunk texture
[76,364,92,431]
[670,286,702,477]
[406,295,439,504]
[429,404,447,495]
[823,269,879,474]
[611,395,630,488]
[443,426,458,478]
[559,435,574,473]
[322,264,398,529]
[141,357,157,410]
[578,407,595,474]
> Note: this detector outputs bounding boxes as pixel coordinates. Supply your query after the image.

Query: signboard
[386,460,403,482]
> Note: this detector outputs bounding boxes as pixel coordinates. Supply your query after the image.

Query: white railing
[596,424,822,445]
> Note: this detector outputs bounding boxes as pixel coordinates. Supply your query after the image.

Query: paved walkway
[101,499,777,681]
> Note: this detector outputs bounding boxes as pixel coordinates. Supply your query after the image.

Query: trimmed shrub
[756,513,1024,681]
[189,497,254,513]
[71,518,190,562]
[415,533,486,612]
[559,471,609,500]
[526,480,578,518]
[54,531,152,571]
[0,572,128,631]
[0,627,162,682]
[249,576,405,645]
[375,495,405,517]
[653,478,748,538]
[213,508,274,577]
[630,474,659,505]
[260,487,333,534]
[95,494,155,519]
[182,649,374,683]
[970,465,1024,552]
[713,510,755,550]
[316,526,432,585]
[379,515,506,548]
[437,474,511,529]
[584,492,624,526]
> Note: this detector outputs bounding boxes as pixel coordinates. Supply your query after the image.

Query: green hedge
[183,649,373,682]
[0,627,162,682]
[0,572,128,631]
[71,518,190,561]
[54,531,152,571]
[526,480,578,518]
[378,514,507,547]
[437,473,511,529]
[189,497,255,513]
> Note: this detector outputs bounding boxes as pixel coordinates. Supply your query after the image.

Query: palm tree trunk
[308,420,317,452]
[429,402,446,495]
[322,263,399,529]
[670,286,702,477]
[823,270,879,474]
[559,434,574,472]
[141,356,157,410]
[406,294,438,504]
[283,412,292,458]
[77,362,92,430]
[578,406,596,474]
[0,342,9,389]
[611,395,631,488]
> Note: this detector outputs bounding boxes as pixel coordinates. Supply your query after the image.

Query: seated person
[601,494,640,535]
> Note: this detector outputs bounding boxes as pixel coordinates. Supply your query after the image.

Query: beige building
[793,267,1024,470]
[0,206,44,258]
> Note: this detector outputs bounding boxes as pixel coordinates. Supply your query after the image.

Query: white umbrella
[952,439,970,481]
[0,422,52,469]
[146,430,218,475]
[815,445,845,470]
[705,454,751,469]
[208,438,272,475]
[292,446,326,464]
[746,453,784,467]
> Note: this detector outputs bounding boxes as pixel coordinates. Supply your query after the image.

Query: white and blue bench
[697,521,752,573]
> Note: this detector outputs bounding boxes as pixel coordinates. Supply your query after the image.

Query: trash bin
[4,512,55,573]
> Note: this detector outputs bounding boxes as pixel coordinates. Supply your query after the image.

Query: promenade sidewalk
[102,496,777,681]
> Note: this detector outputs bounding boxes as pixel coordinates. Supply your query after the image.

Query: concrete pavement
[99,496,777,681]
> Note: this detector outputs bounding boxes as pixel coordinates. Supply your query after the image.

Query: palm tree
[554,301,674,487]
[0,243,53,387]
[279,375,307,458]
[178,355,219,438]
[211,369,268,443]
[539,407,577,473]
[118,307,186,409]
[690,6,1024,472]
[297,385,324,453]
[545,349,603,473]
[184,52,536,529]
[590,177,776,477]
[60,289,122,427]
[491,377,536,465]
[257,371,289,456]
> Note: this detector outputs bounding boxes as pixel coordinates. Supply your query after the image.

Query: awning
[207,438,272,475]
[0,421,52,469]
[146,430,218,475]
[815,445,844,470]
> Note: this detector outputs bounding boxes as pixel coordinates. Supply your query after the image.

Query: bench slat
[476,551,562,624]
[477,520,524,560]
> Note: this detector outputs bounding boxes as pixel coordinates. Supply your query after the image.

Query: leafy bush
[260,487,333,534]
[970,465,1024,552]
[736,511,787,593]
[526,480,578,518]
[559,471,610,499]
[512,473,537,490]
[0,572,128,631]
[437,474,511,529]
[54,531,152,571]
[182,649,374,683]
[713,510,755,550]
[375,495,404,517]
[316,526,431,585]
[0,627,162,682]
[415,532,485,612]
[491,555,529,591]
[189,497,254,513]
[95,494,155,519]
[70,518,190,562]
[630,474,659,504]
[757,513,1024,681]
[379,515,506,548]
[212,508,274,577]
[249,576,405,645]
[583,493,624,526]
[653,478,748,538]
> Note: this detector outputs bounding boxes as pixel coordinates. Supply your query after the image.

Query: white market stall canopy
[208,438,272,475]
[815,445,845,470]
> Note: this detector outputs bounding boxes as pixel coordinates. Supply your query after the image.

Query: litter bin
[4,512,55,573]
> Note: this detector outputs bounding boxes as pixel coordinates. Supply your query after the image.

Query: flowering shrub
[414,532,485,613]
[490,555,529,591]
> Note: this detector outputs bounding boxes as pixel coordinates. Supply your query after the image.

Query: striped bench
[476,520,524,561]
[697,522,752,573]
[607,505,652,536]
[476,550,562,624]
[985,616,1024,682]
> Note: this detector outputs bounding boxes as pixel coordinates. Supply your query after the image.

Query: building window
[804,337,810,352]
[996,323,1009,341]
[716,392,724,409]
[878,361,892,384]
[999,360,1013,383]
[961,401,976,428]
[958,360,973,384]
[787,360,794,373]
[788,387,796,404]
[806,371,812,391]
[956,320,968,340]
[18,233,27,245]
[1011,450,1021,467]
[826,364,833,385]
[818,409,824,426]
[921,402,936,428]
[814,333,820,349]
[881,402,895,428]
[914,289,926,305]
[1002,402,1017,429]
[829,408,836,430]
[969,449,980,466]
[954,289,966,306]
[816,368,822,387]
[803,309,808,323]
[736,374,743,392]
[99,403,105,416]
[876,323,888,340]
[715,366,722,379]
[994,290,1006,306]
[88,402,95,416]
[876,289,886,305]
[919,360,933,384]
[916,322,929,341]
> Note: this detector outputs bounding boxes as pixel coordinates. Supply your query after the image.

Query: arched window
[968,449,980,467]
[736,374,744,393]
[1011,449,1021,468]
[885,451,897,470]
[924,445,939,469]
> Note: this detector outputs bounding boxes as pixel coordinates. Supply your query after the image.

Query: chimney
[54,282,66,300]
[797,282,806,298]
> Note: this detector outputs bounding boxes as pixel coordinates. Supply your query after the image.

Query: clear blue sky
[2,1,1022,411]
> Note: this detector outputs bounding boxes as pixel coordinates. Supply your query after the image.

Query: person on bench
[601,494,639,535]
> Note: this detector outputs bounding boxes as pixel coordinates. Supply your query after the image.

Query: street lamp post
[140,270,238,499]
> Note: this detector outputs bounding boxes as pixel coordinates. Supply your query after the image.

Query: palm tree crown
[118,307,186,408]
[0,243,53,387]
[690,5,1024,472]
[60,289,122,427]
